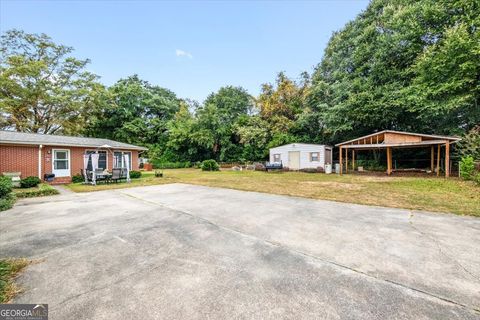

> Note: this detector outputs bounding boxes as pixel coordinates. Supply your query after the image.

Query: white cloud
[175,49,193,59]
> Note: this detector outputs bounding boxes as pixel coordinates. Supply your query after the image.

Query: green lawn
[66,169,480,217]
[0,258,29,303]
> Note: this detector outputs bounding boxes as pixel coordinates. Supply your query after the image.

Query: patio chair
[120,168,128,181]
[81,170,92,183]
[111,168,122,183]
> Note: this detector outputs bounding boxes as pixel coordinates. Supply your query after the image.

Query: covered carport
[335,130,461,177]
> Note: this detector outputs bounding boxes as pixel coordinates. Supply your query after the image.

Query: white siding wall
[269,144,329,169]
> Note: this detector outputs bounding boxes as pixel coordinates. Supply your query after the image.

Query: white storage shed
[269,143,333,170]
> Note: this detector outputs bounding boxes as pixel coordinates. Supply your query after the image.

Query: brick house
[0,131,147,184]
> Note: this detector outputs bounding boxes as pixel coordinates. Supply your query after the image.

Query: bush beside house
[0,176,15,211]
[20,176,41,188]
[129,171,142,179]
[72,175,84,183]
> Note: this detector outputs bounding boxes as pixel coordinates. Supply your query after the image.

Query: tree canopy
[310,0,480,142]
[86,75,181,148]
[0,29,104,134]
[1,0,478,162]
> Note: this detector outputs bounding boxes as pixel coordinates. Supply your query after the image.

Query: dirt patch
[302,181,364,190]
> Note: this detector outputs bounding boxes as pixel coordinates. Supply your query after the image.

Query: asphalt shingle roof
[0,131,147,151]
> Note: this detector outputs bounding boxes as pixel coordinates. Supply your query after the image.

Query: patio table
[90,172,113,184]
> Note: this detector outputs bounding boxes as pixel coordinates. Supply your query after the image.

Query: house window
[310,152,319,162]
[273,154,281,162]
[86,151,107,171]
[53,150,69,170]
[114,151,132,170]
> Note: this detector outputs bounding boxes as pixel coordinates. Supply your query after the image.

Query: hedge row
[151,160,193,169]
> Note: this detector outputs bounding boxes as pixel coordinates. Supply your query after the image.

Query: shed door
[288,151,300,170]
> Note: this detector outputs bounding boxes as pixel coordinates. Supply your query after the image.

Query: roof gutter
[0,140,147,151]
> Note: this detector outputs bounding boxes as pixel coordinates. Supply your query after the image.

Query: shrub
[460,156,475,180]
[71,175,84,183]
[0,176,13,198]
[15,184,59,198]
[151,160,192,169]
[473,172,480,186]
[129,170,142,179]
[20,176,41,188]
[201,159,220,171]
[0,193,16,211]
[457,126,480,160]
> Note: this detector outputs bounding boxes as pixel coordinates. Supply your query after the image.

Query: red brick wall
[1,144,140,184]
[0,144,39,178]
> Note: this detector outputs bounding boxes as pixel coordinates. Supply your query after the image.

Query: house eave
[0,140,147,151]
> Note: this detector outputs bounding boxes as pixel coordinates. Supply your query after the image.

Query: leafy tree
[204,86,255,121]
[235,115,270,161]
[258,72,314,147]
[0,29,103,134]
[457,126,480,160]
[86,75,181,150]
[190,86,254,161]
[408,16,480,134]
[311,0,480,141]
[162,102,199,161]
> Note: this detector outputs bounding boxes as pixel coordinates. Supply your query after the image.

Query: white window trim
[273,154,281,162]
[310,152,320,162]
[113,151,132,170]
[52,149,71,177]
[86,150,109,170]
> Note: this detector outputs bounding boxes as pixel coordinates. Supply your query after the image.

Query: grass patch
[0,258,30,303]
[66,173,172,193]
[14,183,60,198]
[66,169,480,217]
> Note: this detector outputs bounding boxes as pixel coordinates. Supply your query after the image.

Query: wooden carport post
[445,141,450,178]
[339,146,343,175]
[386,147,392,175]
[352,150,355,171]
[345,148,348,173]
[430,146,434,172]
[436,144,441,177]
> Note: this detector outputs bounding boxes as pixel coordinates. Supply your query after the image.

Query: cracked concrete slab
[1,183,479,319]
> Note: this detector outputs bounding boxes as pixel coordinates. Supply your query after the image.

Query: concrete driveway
[1,183,479,319]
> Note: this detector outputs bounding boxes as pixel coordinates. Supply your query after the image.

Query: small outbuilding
[269,143,333,171]
[335,130,461,177]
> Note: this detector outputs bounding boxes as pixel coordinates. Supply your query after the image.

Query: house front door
[288,151,300,170]
[52,149,71,177]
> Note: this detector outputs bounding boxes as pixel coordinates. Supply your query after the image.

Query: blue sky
[1,0,368,102]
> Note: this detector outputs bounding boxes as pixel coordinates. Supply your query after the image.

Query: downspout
[38,144,43,179]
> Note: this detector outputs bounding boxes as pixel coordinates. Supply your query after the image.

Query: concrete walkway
[1,183,479,319]
[51,184,75,195]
